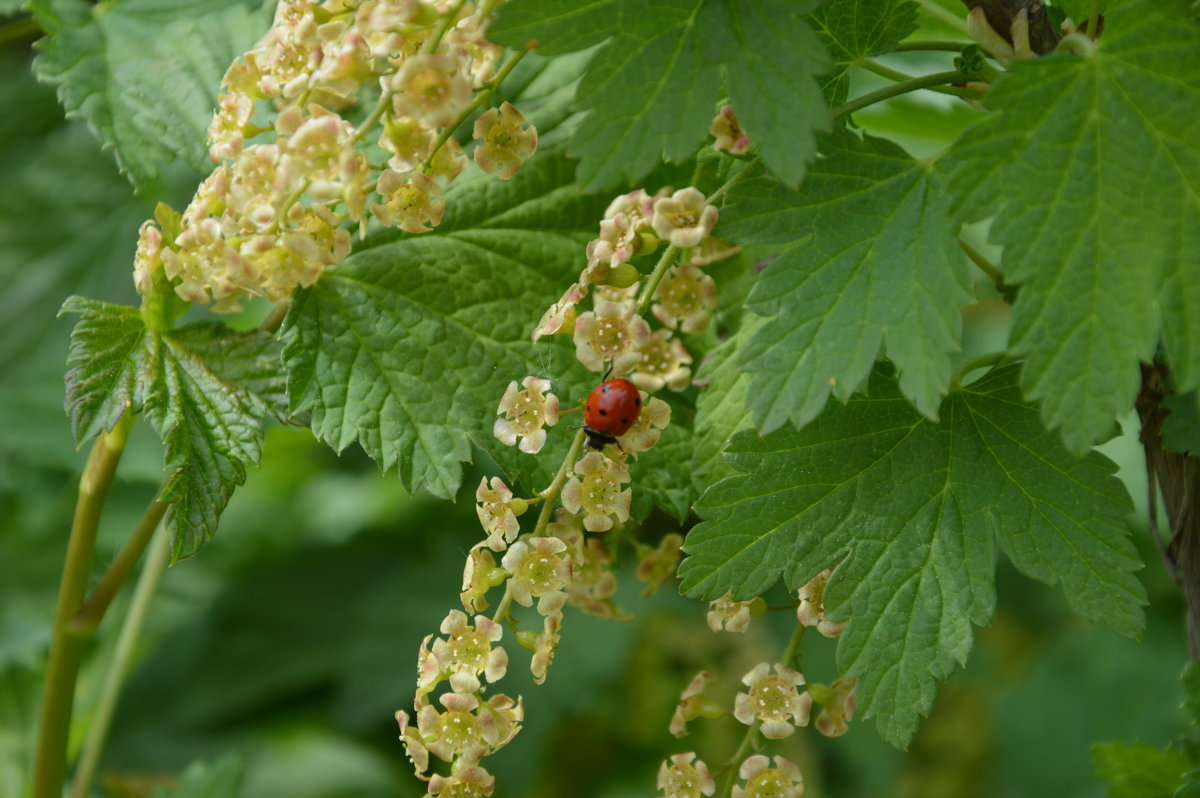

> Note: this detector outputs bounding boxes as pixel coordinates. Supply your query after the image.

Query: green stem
[635,245,681,316]
[915,0,970,35]
[951,351,1006,387]
[31,413,134,798]
[832,70,969,119]
[258,299,292,335]
[349,87,394,148]
[69,520,171,798]
[859,60,985,99]
[532,429,587,538]
[892,39,970,52]
[707,157,760,207]
[421,0,469,54]
[0,14,39,45]
[957,238,1005,293]
[1086,0,1101,39]
[69,500,168,637]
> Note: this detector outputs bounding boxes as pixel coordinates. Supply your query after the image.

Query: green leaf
[680,364,1143,746]
[31,0,271,190]
[282,154,607,500]
[149,755,244,798]
[690,314,763,492]
[809,0,920,110]
[489,0,622,55]
[720,130,971,433]
[946,0,1200,452]
[62,298,286,558]
[1092,742,1191,798]
[1162,392,1200,456]
[699,0,833,188]
[633,406,697,522]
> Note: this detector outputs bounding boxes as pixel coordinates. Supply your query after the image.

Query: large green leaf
[720,130,971,433]
[282,155,606,500]
[946,0,1200,451]
[1092,743,1191,798]
[31,0,271,190]
[62,298,286,558]
[680,364,1143,746]
[809,0,920,109]
[489,0,621,55]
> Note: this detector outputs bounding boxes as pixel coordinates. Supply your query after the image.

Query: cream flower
[493,376,559,454]
[733,662,812,739]
[632,330,693,392]
[389,53,471,127]
[417,692,491,764]
[431,610,509,693]
[475,476,526,551]
[530,610,563,684]
[636,533,683,597]
[531,281,587,342]
[133,220,165,295]
[651,187,718,248]
[811,676,857,738]
[548,508,627,620]
[669,670,716,738]
[427,766,495,798]
[707,592,752,633]
[461,543,506,613]
[561,452,632,532]
[710,105,751,155]
[371,170,444,234]
[652,264,718,334]
[617,396,671,456]
[732,755,804,798]
[573,299,651,374]
[797,568,847,638]
[501,537,571,615]
[395,710,430,779]
[472,101,538,180]
[657,752,716,798]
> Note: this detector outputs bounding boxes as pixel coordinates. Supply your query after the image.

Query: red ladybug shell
[583,378,642,448]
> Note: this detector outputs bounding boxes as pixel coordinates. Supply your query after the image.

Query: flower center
[749,677,794,722]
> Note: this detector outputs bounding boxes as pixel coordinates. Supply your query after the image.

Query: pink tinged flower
[651,187,718,248]
[707,592,752,634]
[501,537,571,615]
[733,662,812,739]
[633,330,693,392]
[617,396,671,456]
[560,452,632,532]
[395,710,430,779]
[427,136,467,184]
[207,91,256,162]
[493,376,559,454]
[475,476,526,551]
[797,568,847,638]
[418,691,490,764]
[389,53,471,128]
[530,610,563,684]
[710,105,751,156]
[133,220,165,295]
[812,677,857,738]
[476,693,524,757]
[732,755,804,798]
[416,634,443,698]
[380,115,436,172]
[657,752,716,798]
[372,170,444,234]
[636,533,683,597]
[652,264,718,334]
[431,610,509,693]
[473,101,538,180]
[461,543,508,613]
[669,670,716,738]
[531,281,587,342]
[427,766,495,798]
[572,299,652,374]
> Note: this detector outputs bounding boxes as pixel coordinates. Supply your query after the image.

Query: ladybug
[582,377,642,450]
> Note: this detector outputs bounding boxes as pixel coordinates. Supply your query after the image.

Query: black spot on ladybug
[599,409,607,415]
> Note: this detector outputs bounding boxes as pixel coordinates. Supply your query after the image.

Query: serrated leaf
[691,315,763,491]
[489,0,621,55]
[720,130,971,433]
[62,297,286,558]
[946,0,1200,452]
[632,406,696,522]
[282,154,607,500]
[1092,742,1191,798]
[31,0,270,190]
[699,0,832,188]
[680,364,1143,746]
[809,0,920,114]
[149,755,243,798]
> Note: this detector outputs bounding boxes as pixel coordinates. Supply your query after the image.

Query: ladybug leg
[601,361,614,382]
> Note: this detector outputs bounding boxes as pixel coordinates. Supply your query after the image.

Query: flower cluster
[134,0,537,310]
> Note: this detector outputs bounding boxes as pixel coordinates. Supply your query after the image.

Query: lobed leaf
[946,0,1200,451]
[720,130,971,433]
[680,364,1143,746]
[62,297,286,558]
[809,0,920,116]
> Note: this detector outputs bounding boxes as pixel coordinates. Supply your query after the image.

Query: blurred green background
[0,2,1189,796]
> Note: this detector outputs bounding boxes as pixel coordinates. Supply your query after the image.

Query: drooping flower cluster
[134,0,537,310]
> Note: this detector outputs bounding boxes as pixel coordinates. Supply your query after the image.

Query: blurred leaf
[680,363,1143,746]
[1092,743,1190,798]
[1162,392,1200,456]
[489,0,621,55]
[62,298,287,558]
[720,130,971,432]
[31,0,271,189]
[148,755,244,798]
[946,0,1200,452]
